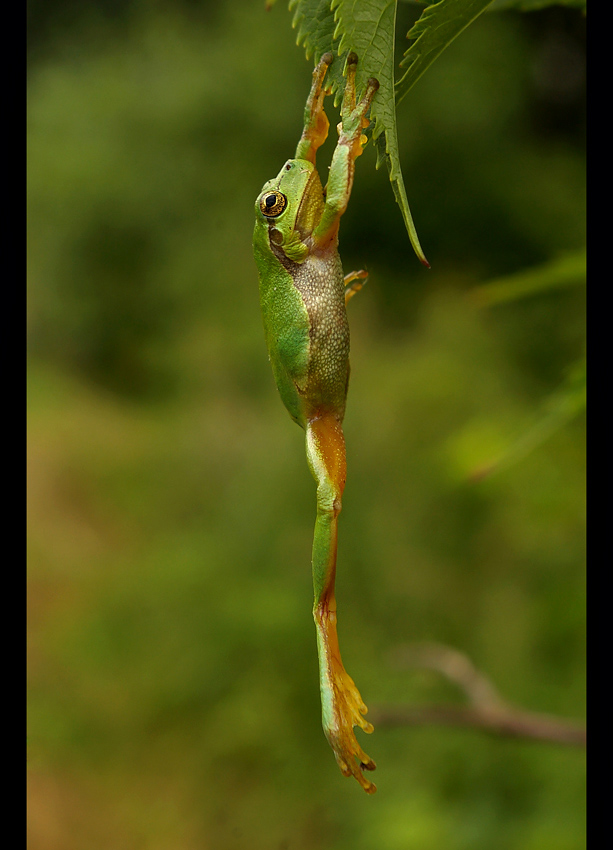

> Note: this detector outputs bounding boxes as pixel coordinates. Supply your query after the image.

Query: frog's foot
[344,269,368,304]
[323,662,377,794]
[315,604,377,793]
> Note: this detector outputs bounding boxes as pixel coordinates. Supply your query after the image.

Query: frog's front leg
[314,54,379,251]
[306,413,377,794]
[295,52,334,164]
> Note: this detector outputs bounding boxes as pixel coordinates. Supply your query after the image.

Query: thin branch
[369,643,585,747]
[369,704,586,746]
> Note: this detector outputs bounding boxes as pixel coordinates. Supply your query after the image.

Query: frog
[253,52,379,794]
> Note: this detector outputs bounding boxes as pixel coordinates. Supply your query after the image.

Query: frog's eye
[260,191,287,218]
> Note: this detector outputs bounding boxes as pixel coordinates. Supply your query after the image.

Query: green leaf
[289,1,531,266]
[396,0,494,108]
[290,0,345,92]
[469,249,586,307]
[487,0,586,12]
[332,0,430,265]
[289,0,429,265]
[374,127,429,266]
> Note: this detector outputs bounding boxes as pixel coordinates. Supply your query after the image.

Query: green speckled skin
[253,54,379,794]
[254,159,349,425]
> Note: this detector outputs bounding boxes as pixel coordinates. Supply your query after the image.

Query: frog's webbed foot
[315,602,376,794]
[295,52,334,163]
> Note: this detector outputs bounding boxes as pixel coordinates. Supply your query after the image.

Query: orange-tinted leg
[295,53,333,164]
[305,413,376,793]
[313,55,379,251]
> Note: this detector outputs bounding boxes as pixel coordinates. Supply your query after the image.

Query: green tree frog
[253,53,379,793]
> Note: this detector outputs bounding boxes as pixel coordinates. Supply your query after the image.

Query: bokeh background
[27,2,586,848]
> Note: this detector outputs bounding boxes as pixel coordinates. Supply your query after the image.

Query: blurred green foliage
[28,1,585,848]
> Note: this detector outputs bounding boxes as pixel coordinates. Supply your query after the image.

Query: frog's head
[254,159,325,264]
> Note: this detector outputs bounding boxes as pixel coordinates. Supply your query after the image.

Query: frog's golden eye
[260,191,287,218]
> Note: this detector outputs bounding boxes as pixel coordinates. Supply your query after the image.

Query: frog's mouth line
[268,232,294,271]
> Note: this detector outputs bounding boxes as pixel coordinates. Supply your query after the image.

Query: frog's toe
[323,675,377,793]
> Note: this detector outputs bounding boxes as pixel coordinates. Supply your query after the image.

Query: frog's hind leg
[305,412,376,794]
[295,53,334,164]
